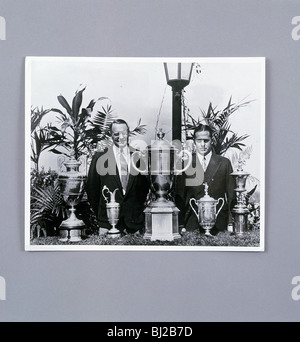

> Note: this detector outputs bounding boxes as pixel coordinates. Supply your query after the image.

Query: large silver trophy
[102,185,121,238]
[132,129,192,241]
[189,183,225,236]
[57,155,86,242]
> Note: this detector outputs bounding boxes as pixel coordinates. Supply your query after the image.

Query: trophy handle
[102,185,110,203]
[175,150,192,174]
[216,198,225,218]
[189,198,199,221]
[131,151,147,174]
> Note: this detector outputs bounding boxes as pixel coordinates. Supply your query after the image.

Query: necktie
[202,156,207,172]
[119,149,128,191]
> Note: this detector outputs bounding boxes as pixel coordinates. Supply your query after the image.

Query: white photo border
[25,56,265,252]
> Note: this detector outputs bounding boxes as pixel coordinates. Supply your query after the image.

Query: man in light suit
[175,124,235,234]
[86,119,149,235]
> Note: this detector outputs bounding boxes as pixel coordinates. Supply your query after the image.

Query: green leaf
[50,108,64,115]
[49,148,62,154]
[92,106,116,134]
[72,87,86,122]
[47,125,60,132]
[31,107,51,133]
[57,95,72,114]
[130,119,147,136]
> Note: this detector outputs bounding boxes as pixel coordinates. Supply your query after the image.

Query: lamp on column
[164,62,194,142]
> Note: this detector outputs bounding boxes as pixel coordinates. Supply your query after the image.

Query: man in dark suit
[175,124,235,234]
[86,119,149,235]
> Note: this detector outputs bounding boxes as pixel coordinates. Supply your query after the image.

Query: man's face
[111,123,129,149]
[194,130,212,156]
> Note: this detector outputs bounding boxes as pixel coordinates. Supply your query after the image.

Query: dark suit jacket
[175,152,235,233]
[86,146,149,233]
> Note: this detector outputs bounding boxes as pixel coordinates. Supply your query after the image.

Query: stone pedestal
[144,203,181,241]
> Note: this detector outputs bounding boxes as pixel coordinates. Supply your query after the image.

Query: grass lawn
[31,229,260,248]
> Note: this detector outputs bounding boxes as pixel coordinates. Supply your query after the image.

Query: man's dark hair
[109,119,130,133]
[193,124,213,139]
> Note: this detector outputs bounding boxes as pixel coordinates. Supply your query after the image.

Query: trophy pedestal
[232,205,249,236]
[144,202,181,241]
[107,227,121,238]
[58,207,85,242]
[230,161,251,236]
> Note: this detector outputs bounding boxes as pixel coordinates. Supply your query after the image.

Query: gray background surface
[0,0,299,322]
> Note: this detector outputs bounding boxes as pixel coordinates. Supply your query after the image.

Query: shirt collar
[197,150,212,163]
[113,144,130,155]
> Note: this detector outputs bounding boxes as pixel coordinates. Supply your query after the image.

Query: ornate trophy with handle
[189,183,225,236]
[131,129,192,241]
[102,185,121,238]
[57,155,86,242]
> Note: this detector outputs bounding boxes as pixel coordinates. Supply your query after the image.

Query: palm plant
[184,97,253,156]
[31,107,55,171]
[129,118,147,137]
[48,86,147,159]
[85,104,116,152]
[48,86,109,160]
[30,172,68,238]
[91,107,147,151]
[31,182,66,225]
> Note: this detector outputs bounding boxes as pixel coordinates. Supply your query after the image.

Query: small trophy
[230,160,250,235]
[102,185,121,238]
[189,183,225,236]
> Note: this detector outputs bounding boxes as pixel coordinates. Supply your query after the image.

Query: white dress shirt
[197,151,212,171]
[113,145,131,193]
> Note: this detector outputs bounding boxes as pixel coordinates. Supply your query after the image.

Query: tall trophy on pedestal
[57,155,86,242]
[131,129,192,241]
[102,185,121,238]
[230,160,250,235]
[189,183,225,236]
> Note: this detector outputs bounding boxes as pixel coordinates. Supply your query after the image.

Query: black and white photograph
[4,0,300,324]
[25,57,265,251]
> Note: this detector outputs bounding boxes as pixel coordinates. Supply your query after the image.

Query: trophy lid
[58,154,86,177]
[148,128,175,151]
[230,159,250,177]
[199,183,218,203]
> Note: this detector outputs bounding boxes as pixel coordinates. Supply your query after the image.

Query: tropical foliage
[47,86,109,160]
[183,96,253,156]
[31,107,53,171]
[30,85,148,237]
[30,85,147,171]
[30,168,67,238]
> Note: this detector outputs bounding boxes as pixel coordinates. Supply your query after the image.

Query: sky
[26,57,265,183]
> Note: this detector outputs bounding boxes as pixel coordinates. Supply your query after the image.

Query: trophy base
[59,217,85,242]
[107,227,121,238]
[149,198,176,208]
[144,205,181,241]
[232,205,249,235]
[144,232,181,241]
